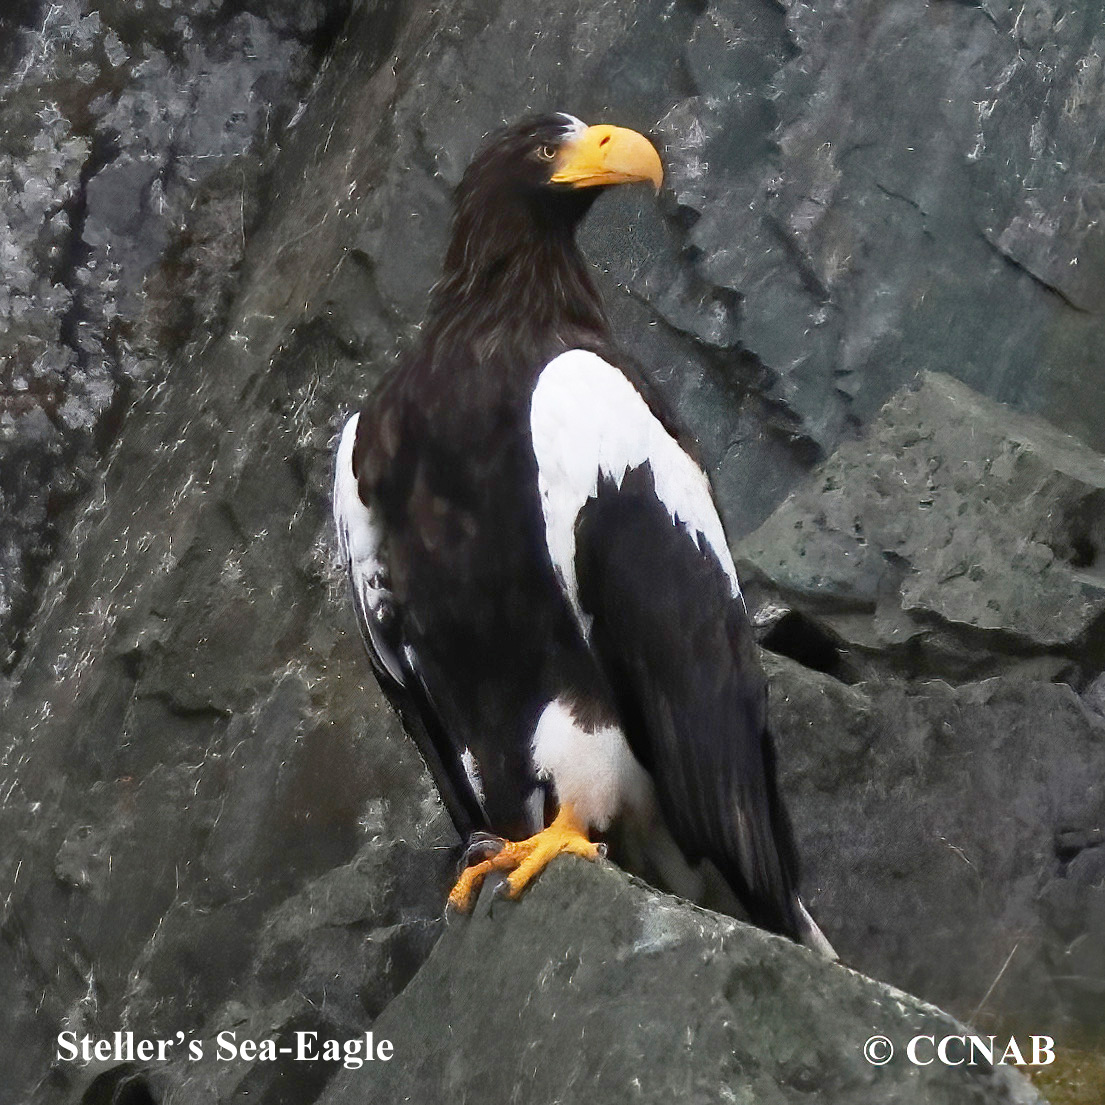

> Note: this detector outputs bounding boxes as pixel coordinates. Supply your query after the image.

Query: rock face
[739,374,1105,1038]
[319,861,1042,1105]
[768,652,1105,1039]
[0,0,350,668]
[2,0,1105,1102]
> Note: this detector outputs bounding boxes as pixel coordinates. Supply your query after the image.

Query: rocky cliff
[2,1,1103,1102]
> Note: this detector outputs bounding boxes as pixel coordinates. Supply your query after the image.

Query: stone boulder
[735,374,1105,1037]
[319,861,1043,1105]
[769,652,1105,1039]
[739,372,1105,678]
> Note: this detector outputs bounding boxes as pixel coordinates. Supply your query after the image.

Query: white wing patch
[529,350,742,630]
[333,413,405,686]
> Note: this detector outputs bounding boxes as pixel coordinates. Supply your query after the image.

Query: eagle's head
[429,114,663,356]
[449,114,663,242]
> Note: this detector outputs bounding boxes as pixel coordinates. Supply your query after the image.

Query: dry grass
[1028,1048,1105,1105]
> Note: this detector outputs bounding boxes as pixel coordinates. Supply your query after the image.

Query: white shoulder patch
[529,350,741,629]
[333,413,405,686]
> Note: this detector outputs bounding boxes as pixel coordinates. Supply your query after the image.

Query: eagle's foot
[448,804,599,912]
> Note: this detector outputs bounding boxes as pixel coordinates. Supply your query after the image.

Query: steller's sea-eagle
[333,113,833,955]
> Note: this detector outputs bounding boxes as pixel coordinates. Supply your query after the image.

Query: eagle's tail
[717,723,834,959]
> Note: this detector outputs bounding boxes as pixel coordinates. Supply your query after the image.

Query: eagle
[333,113,832,955]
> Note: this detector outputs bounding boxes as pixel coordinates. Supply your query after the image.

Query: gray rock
[739,372,1105,674]
[972,6,1105,314]
[0,6,456,1098]
[735,374,1105,1035]
[320,860,1043,1105]
[767,652,1105,1037]
[0,0,347,668]
[136,806,451,1104]
[1084,672,1105,718]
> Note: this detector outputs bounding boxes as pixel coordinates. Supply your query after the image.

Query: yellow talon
[448,803,600,912]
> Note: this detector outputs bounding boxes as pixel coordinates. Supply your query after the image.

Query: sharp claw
[458,832,505,873]
[595,841,608,858]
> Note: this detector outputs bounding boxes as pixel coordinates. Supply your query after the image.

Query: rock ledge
[319,859,1043,1105]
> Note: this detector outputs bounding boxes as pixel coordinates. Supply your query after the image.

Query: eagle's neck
[424,190,609,366]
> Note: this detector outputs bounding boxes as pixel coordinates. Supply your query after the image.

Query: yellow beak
[550,124,663,190]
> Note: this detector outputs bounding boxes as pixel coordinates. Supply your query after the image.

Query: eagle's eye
[535,144,557,162]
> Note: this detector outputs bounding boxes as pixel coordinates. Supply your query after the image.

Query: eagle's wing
[529,350,801,937]
[333,413,489,839]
